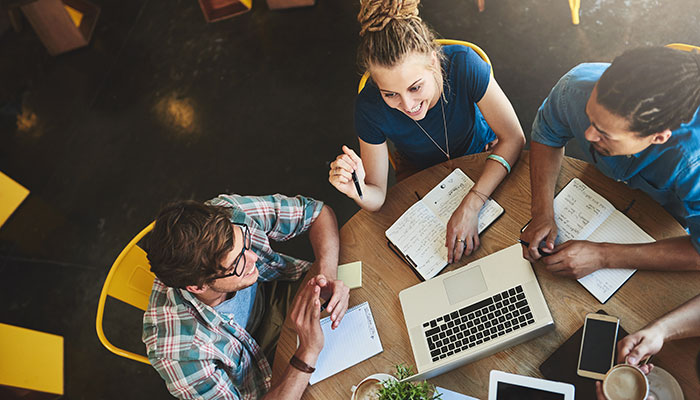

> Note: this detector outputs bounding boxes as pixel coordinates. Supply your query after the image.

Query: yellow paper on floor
[337,261,362,289]
[64,5,84,27]
[0,171,29,228]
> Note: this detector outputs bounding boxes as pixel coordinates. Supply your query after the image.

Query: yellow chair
[0,323,63,397]
[96,222,156,364]
[357,39,492,176]
[666,43,700,53]
[569,0,580,25]
[0,171,29,228]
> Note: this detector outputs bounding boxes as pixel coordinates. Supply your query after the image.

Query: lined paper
[553,179,655,303]
[309,302,383,385]
[579,210,654,303]
[386,169,504,280]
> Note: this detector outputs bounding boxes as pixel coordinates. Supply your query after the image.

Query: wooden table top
[273,150,700,399]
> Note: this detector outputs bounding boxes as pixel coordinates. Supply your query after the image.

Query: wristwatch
[289,355,315,373]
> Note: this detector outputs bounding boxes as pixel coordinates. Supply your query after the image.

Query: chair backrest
[96,222,156,364]
[665,43,700,53]
[357,39,493,94]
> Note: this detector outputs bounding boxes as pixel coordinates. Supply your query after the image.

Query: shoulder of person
[557,63,610,94]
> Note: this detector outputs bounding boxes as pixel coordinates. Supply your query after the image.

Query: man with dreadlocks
[521,46,700,278]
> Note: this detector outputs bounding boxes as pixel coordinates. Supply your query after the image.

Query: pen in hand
[518,239,553,257]
[352,170,363,200]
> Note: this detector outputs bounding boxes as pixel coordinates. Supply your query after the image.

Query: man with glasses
[142,194,349,400]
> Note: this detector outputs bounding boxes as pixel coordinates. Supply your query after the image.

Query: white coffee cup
[602,364,650,400]
[350,373,397,400]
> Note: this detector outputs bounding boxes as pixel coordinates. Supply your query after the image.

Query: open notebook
[552,178,654,303]
[386,168,504,280]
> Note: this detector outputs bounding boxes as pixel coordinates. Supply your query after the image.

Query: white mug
[350,373,396,400]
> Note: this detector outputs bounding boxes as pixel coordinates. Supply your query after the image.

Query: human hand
[595,381,607,400]
[290,282,324,358]
[445,191,483,263]
[539,240,606,279]
[328,145,365,199]
[308,274,350,329]
[520,214,558,261]
[616,325,664,375]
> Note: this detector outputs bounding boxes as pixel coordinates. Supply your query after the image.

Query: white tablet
[488,370,575,400]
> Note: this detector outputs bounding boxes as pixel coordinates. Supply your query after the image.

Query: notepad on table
[385,168,504,280]
[309,301,382,385]
[435,386,480,400]
[337,261,362,289]
[552,178,654,303]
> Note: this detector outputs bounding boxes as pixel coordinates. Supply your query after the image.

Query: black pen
[622,199,636,214]
[518,239,553,257]
[352,170,363,200]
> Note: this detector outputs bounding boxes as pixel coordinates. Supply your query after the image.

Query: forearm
[351,182,387,212]
[473,137,523,197]
[263,349,319,400]
[600,236,700,272]
[648,293,700,342]
[308,205,340,280]
[529,142,564,216]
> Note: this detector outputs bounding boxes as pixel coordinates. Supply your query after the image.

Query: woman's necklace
[412,96,449,160]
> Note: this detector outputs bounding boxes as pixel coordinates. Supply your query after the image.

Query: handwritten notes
[553,179,654,303]
[309,302,383,385]
[386,169,504,280]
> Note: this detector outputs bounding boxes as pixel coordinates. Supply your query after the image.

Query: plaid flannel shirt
[143,194,324,399]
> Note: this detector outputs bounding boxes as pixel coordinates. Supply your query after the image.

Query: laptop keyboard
[422,285,534,362]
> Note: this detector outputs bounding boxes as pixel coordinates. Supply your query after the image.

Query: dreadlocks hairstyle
[596,46,700,136]
[147,200,235,289]
[357,0,443,73]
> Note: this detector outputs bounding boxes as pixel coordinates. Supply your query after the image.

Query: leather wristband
[289,355,315,373]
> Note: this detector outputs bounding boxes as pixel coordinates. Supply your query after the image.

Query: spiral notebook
[309,302,382,385]
[386,168,504,281]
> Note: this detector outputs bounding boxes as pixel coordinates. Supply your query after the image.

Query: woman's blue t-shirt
[355,45,496,170]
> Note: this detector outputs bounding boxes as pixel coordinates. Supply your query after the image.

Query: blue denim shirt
[532,63,700,253]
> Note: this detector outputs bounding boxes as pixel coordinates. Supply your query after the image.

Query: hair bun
[358,0,421,36]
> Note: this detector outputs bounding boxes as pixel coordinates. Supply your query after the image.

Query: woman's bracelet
[487,154,511,174]
[469,188,489,205]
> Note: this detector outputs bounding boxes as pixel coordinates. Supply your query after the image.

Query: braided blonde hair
[357,0,443,73]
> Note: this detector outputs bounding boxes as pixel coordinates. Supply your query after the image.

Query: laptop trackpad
[443,265,488,305]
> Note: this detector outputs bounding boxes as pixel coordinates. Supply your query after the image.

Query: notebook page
[577,210,655,303]
[309,302,383,385]
[422,168,504,232]
[553,179,615,244]
[385,201,447,279]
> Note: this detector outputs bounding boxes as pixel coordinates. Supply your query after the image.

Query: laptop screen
[496,382,565,400]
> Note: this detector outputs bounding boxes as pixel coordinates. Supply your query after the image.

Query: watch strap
[289,355,315,373]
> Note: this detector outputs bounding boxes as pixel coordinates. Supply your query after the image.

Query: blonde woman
[329,0,525,262]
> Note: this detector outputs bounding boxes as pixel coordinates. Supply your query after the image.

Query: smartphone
[577,313,620,380]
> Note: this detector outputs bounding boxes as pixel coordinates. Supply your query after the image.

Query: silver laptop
[399,244,554,381]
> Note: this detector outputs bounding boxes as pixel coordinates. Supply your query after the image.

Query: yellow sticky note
[338,261,362,289]
[64,5,83,27]
[0,171,29,228]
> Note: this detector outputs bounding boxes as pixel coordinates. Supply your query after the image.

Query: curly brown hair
[357,0,442,73]
[147,200,235,288]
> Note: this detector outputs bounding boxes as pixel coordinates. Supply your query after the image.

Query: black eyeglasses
[213,224,252,279]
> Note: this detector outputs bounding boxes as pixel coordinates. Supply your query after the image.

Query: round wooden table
[273,151,700,399]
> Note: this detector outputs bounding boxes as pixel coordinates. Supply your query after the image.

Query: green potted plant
[376,364,442,400]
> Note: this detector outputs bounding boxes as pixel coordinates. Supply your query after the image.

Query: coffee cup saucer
[647,366,684,400]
